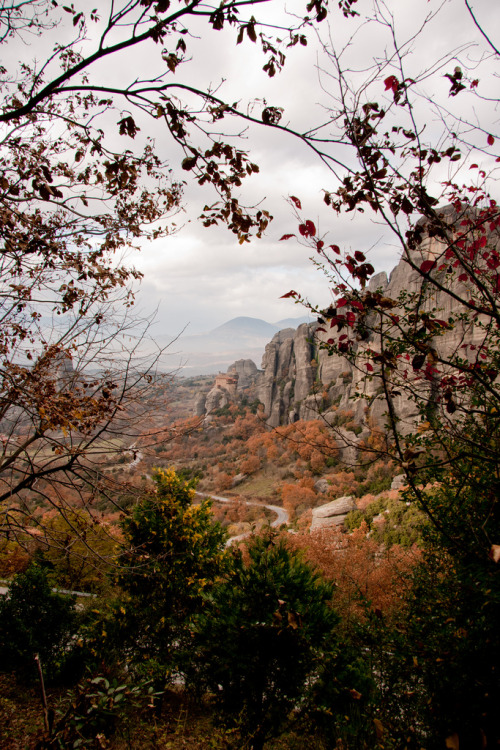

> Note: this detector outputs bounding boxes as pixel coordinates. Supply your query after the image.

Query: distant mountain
[157,316,311,376]
[274,315,312,329]
[209,316,279,339]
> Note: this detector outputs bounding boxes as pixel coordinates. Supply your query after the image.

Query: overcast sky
[14,0,500,354]
[120,0,499,345]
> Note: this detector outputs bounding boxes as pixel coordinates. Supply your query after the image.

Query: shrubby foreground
[1,466,499,748]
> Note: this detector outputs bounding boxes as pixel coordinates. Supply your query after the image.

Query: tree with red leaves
[278,3,500,744]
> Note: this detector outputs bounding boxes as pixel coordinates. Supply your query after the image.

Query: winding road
[196,492,289,544]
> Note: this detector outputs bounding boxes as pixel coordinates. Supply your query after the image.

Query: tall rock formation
[257,322,354,428]
[228,359,260,389]
[196,212,487,447]
[255,222,484,438]
[196,360,262,421]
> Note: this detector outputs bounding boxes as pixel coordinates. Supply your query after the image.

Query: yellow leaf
[373,718,385,738]
[445,733,459,750]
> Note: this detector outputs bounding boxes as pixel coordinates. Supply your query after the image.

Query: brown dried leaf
[489,544,500,563]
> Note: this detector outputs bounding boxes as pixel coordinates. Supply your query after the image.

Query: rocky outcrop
[314,478,330,494]
[391,474,407,491]
[204,386,229,415]
[196,211,487,443]
[194,391,208,417]
[252,218,486,441]
[228,359,260,389]
[197,360,262,421]
[310,496,357,530]
[257,325,316,427]
[257,328,295,425]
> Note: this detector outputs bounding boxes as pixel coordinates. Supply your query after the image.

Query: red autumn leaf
[305,219,316,236]
[336,297,348,308]
[384,75,399,93]
[487,134,495,146]
[279,234,295,241]
[351,300,364,311]
[346,311,356,325]
[330,244,341,255]
[280,290,297,298]
[298,220,316,237]
[316,240,324,251]
[446,398,457,414]
[290,195,302,209]
[420,259,437,274]
[363,262,375,276]
[354,250,366,262]
[366,362,374,372]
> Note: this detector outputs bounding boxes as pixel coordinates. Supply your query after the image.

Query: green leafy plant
[189,530,370,750]
[37,675,159,749]
[0,565,76,682]
[345,496,425,548]
[112,468,229,683]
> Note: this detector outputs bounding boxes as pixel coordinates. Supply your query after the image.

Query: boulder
[314,478,330,494]
[335,429,361,466]
[232,473,247,487]
[204,387,228,414]
[391,474,407,490]
[228,359,260,389]
[194,392,207,417]
[310,495,357,530]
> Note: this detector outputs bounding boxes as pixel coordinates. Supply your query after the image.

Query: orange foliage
[324,470,358,497]
[0,540,32,576]
[280,482,318,520]
[229,413,263,441]
[244,419,338,473]
[215,471,233,492]
[288,524,419,623]
[240,455,261,475]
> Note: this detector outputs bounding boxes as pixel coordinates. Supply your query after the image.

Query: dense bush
[345,496,425,548]
[111,468,229,684]
[0,565,77,682]
[189,531,371,750]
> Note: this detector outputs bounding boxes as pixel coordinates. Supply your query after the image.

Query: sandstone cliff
[255,226,483,438]
[195,358,262,420]
[197,217,487,448]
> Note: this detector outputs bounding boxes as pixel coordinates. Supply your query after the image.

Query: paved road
[0,584,95,598]
[196,491,289,544]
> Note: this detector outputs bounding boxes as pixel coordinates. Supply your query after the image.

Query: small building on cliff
[214,372,238,395]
